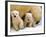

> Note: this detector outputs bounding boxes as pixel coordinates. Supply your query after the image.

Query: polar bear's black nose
[14,15,16,17]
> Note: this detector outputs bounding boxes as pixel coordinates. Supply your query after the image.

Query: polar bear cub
[11,10,24,31]
[24,13,34,27]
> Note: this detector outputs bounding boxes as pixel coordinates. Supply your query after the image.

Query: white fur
[11,10,24,31]
[24,13,34,27]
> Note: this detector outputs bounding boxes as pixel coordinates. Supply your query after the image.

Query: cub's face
[25,13,33,22]
[11,10,19,18]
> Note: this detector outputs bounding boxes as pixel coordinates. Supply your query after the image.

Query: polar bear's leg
[28,23,33,27]
[32,21,40,27]
[19,22,24,29]
[13,24,19,31]
[24,22,27,27]
[32,22,36,27]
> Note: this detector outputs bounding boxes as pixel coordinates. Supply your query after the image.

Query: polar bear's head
[25,13,33,22]
[11,10,19,17]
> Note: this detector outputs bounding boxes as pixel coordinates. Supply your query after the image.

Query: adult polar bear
[11,10,24,31]
[25,6,42,27]
[31,6,42,24]
[23,6,42,27]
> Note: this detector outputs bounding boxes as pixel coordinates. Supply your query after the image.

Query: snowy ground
[10,18,44,35]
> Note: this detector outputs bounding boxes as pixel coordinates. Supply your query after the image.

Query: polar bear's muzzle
[14,15,16,17]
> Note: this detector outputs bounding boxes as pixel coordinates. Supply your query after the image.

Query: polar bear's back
[31,6,42,21]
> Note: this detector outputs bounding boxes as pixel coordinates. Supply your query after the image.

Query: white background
[0,0,46,37]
